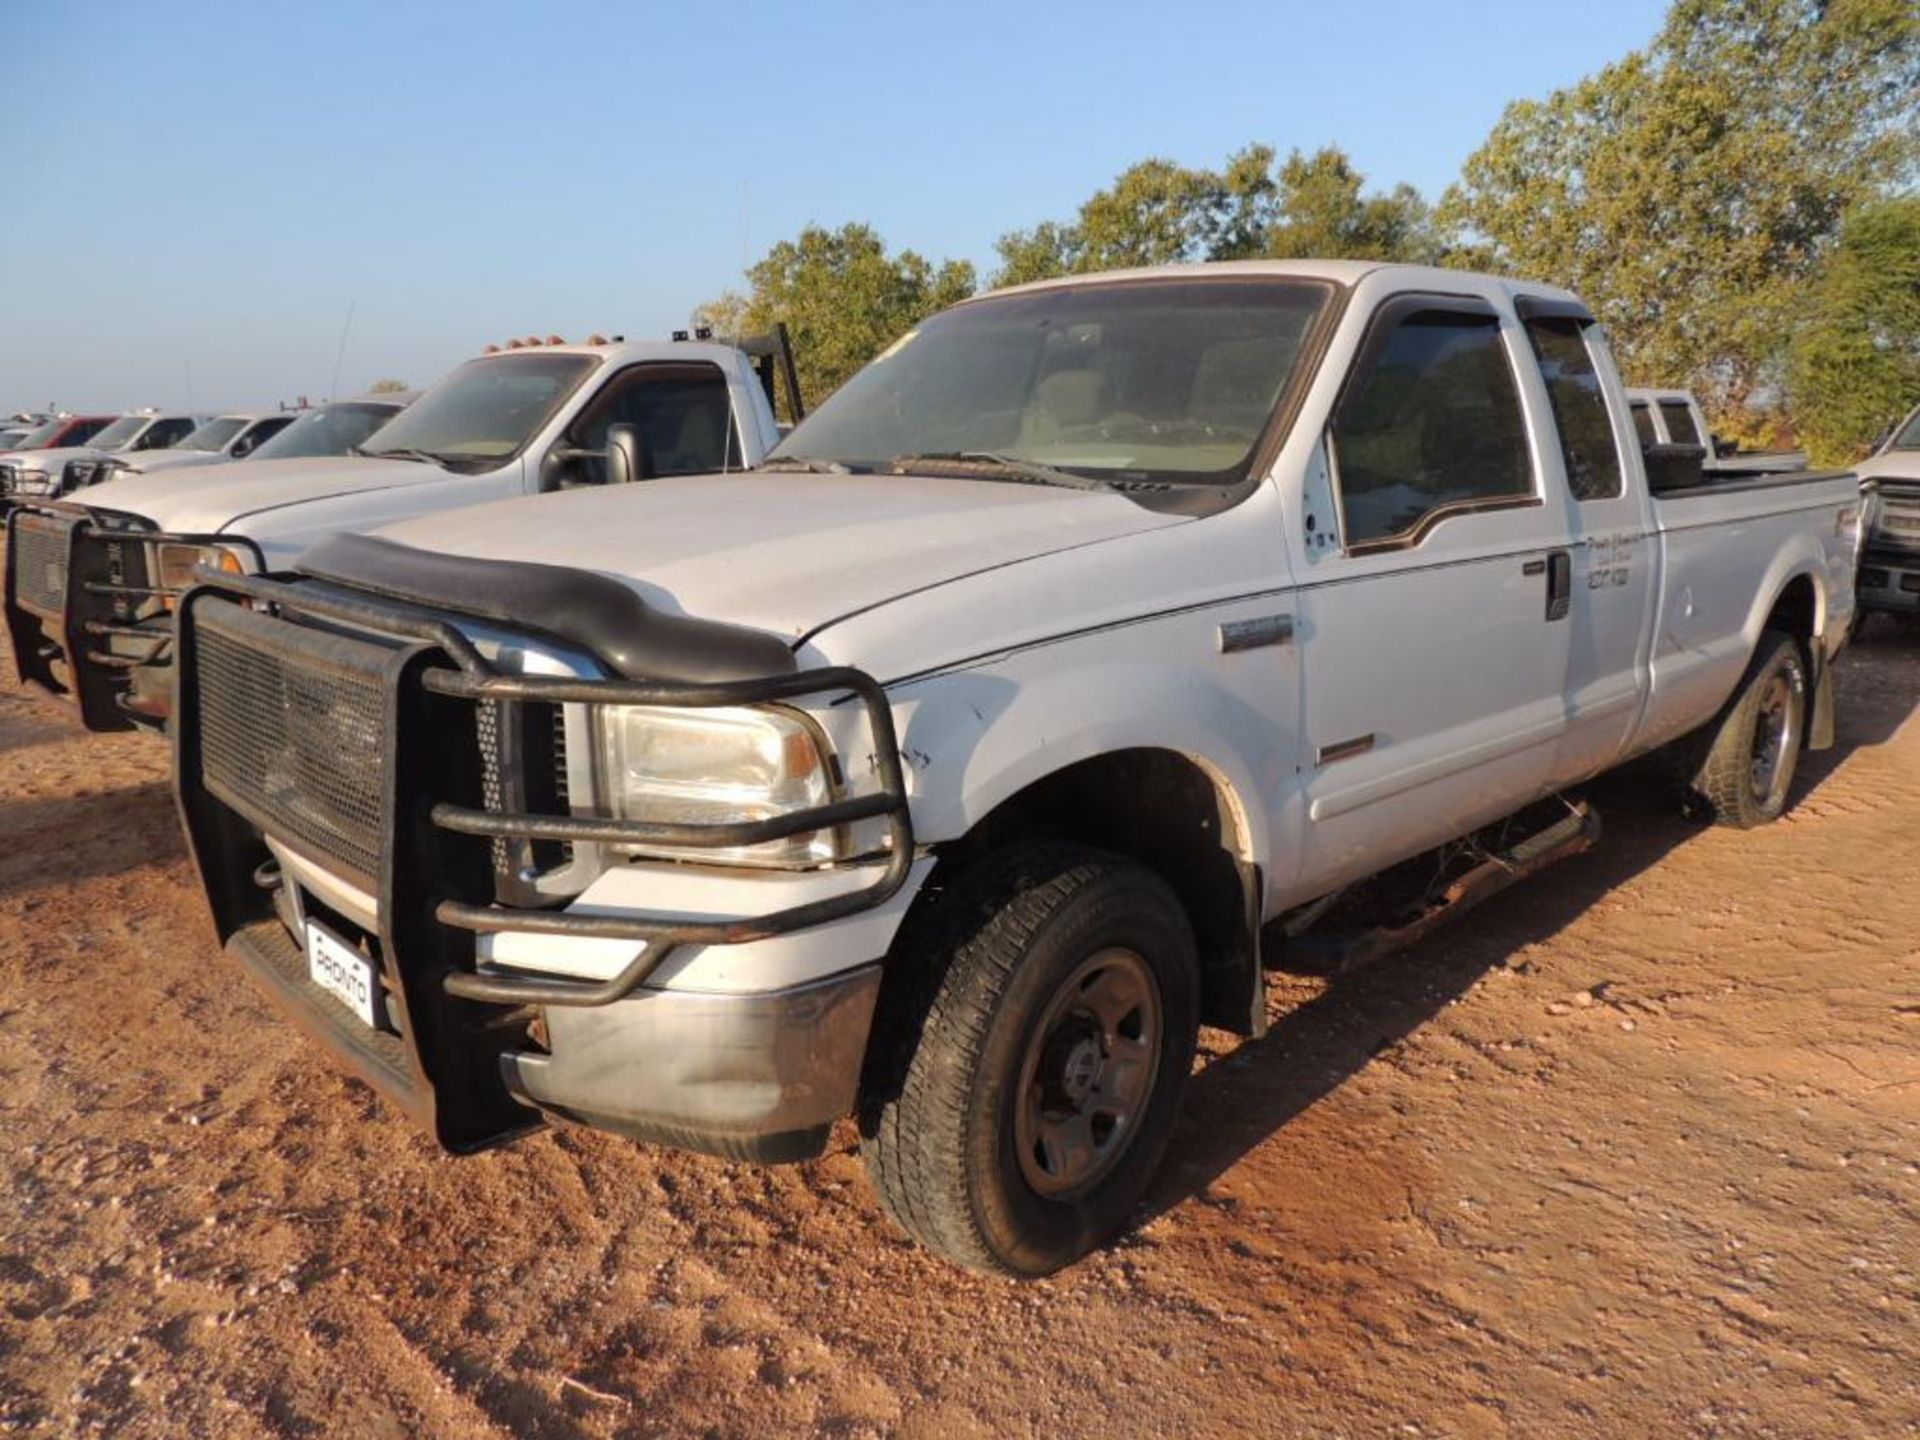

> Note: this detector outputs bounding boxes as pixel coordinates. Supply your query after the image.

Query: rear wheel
[1684,629,1807,828]
[860,843,1199,1276]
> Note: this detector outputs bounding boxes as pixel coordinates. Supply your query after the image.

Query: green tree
[697,223,974,413]
[1787,195,1920,464]
[367,377,410,394]
[991,144,1441,287]
[1264,147,1442,264]
[1443,0,1919,417]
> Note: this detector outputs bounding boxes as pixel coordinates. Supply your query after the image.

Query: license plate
[305,920,381,1029]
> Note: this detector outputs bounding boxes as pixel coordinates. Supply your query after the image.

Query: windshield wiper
[890,451,1112,493]
[351,445,447,465]
[759,455,860,475]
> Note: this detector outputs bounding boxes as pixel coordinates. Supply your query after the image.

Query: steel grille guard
[177,566,916,1010]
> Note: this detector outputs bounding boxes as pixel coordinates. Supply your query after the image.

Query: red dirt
[2,622,1917,1438]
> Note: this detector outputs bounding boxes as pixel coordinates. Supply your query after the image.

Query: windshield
[177,416,247,452]
[358,353,595,468]
[1890,406,1920,451]
[88,415,151,450]
[11,422,62,449]
[770,278,1332,487]
[251,402,403,461]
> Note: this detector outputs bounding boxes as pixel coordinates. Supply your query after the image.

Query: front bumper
[508,963,882,1162]
[227,914,882,1162]
[1857,551,1920,616]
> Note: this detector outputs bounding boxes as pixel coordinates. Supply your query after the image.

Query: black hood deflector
[296,533,796,683]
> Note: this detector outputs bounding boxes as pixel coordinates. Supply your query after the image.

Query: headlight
[593,704,840,868]
[153,541,248,592]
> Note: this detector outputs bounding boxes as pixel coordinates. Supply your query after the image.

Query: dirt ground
[0,619,1916,1440]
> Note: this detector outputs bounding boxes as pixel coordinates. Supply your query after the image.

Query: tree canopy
[701,0,1918,438]
[991,144,1443,286]
[695,223,974,418]
[1443,0,1918,420]
[1787,196,1920,463]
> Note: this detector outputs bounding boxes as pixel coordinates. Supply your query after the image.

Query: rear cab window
[1523,317,1623,502]
[1329,297,1534,549]
[1630,401,1658,447]
[1657,400,1701,448]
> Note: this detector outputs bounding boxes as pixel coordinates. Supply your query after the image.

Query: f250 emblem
[1587,532,1636,590]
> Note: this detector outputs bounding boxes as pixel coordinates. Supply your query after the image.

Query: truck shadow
[1144,639,1918,1229]
[0,780,185,900]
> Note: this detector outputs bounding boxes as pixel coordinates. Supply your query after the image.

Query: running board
[1289,802,1601,975]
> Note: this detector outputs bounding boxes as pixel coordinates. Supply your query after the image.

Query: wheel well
[925,748,1262,1035]
[1765,574,1818,650]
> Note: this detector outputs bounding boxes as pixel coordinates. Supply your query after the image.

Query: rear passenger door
[1291,294,1574,897]
[1518,303,1658,780]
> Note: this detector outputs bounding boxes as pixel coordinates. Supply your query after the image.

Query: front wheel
[860,843,1199,1276]
[1684,628,1808,828]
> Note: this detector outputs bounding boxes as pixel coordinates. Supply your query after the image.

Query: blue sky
[0,0,1669,414]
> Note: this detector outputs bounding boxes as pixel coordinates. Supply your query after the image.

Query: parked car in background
[6,332,800,730]
[69,411,297,489]
[1853,398,1920,622]
[1624,388,1808,475]
[0,413,115,468]
[164,261,1861,1275]
[0,409,201,505]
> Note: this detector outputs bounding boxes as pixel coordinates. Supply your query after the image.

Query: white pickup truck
[1854,399,1920,620]
[67,410,297,489]
[169,262,1861,1276]
[0,409,202,504]
[5,335,794,731]
[1624,387,1809,475]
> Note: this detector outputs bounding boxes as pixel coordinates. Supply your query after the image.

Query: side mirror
[1642,441,1707,495]
[605,423,647,486]
[539,423,650,491]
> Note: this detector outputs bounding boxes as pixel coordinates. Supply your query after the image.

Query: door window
[1331,304,1533,548]
[569,364,740,483]
[234,415,292,455]
[1524,318,1623,501]
[138,417,197,449]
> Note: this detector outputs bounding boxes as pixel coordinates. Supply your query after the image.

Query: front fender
[878,635,1297,878]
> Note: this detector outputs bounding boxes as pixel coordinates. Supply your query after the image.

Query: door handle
[1544,549,1572,622]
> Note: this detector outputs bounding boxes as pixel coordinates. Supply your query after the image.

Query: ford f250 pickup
[169,262,1861,1275]
[1854,399,1920,621]
[6,333,798,731]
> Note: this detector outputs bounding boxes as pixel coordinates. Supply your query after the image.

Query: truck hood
[370,471,1188,642]
[111,449,226,476]
[4,444,99,472]
[69,455,451,534]
[1858,452,1920,486]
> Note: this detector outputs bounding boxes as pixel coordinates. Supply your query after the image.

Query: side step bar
[1287,802,1601,975]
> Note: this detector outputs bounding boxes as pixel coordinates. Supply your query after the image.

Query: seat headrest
[1034,370,1110,428]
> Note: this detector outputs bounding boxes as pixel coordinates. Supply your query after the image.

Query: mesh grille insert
[195,601,395,883]
[12,516,70,616]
